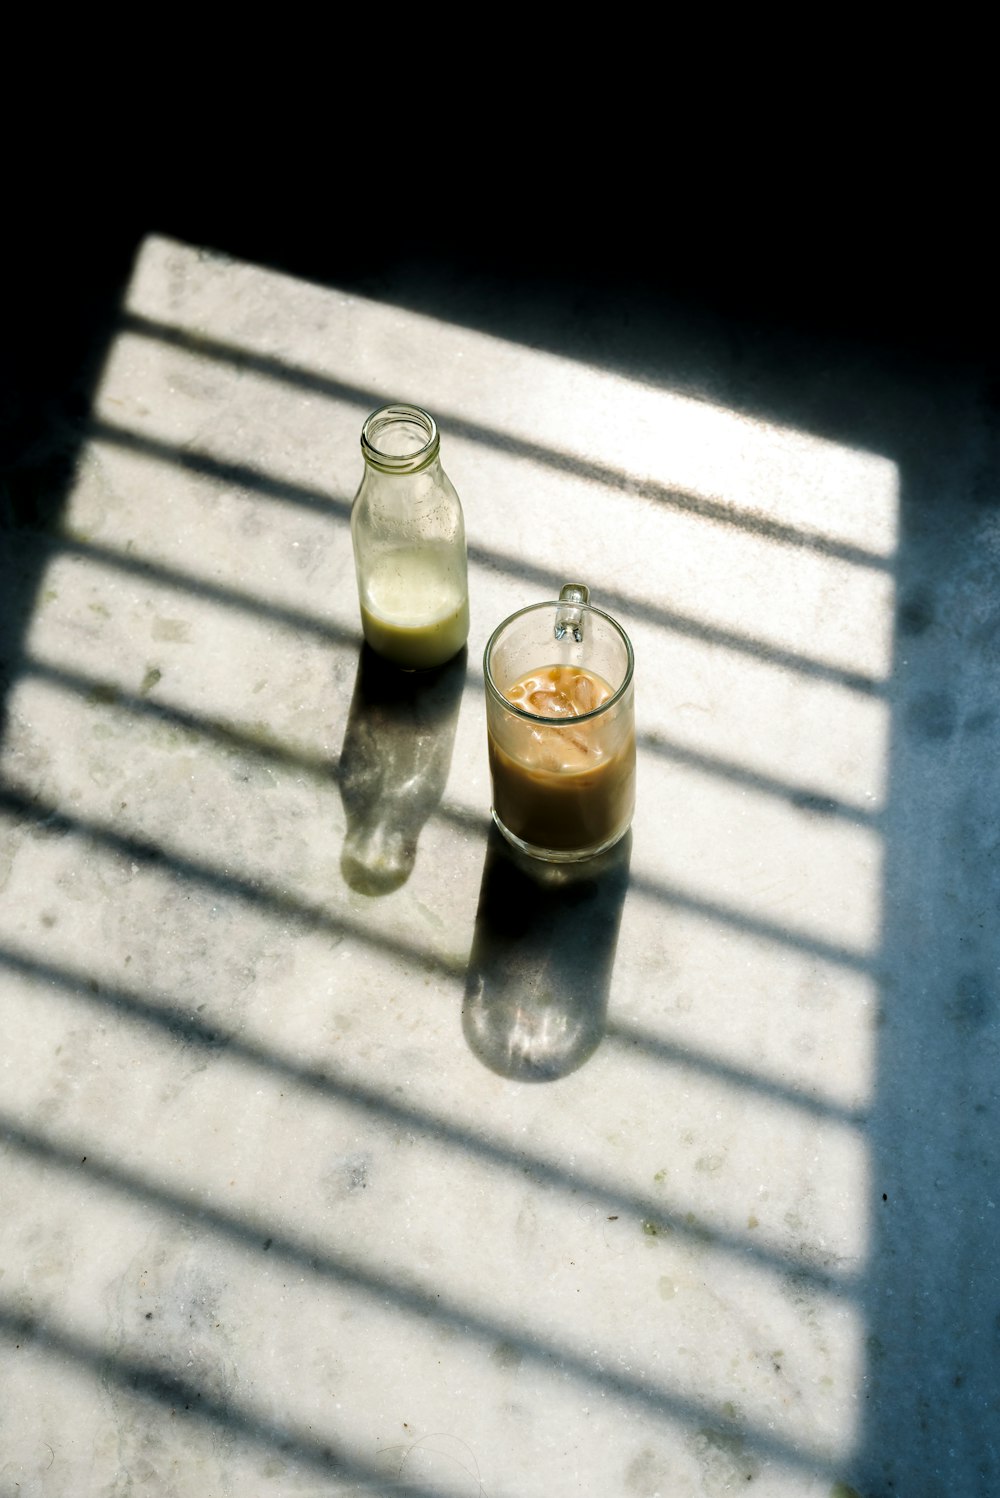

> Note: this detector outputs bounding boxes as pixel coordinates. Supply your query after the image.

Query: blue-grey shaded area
[863,390,1000,1497]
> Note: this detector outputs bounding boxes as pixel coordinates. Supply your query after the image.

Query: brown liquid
[488,665,635,853]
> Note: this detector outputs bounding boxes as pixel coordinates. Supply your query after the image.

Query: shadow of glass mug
[484,585,636,863]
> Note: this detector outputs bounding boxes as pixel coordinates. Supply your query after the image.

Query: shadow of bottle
[337,643,467,896]
[463,825,632,1081]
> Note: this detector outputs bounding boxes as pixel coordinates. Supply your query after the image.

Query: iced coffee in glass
[484,586,635,863]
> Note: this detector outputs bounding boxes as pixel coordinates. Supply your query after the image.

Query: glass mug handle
[554,582,590,642]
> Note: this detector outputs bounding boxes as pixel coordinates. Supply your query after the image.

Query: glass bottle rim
[483,600,635,724]
[361,402,440,474]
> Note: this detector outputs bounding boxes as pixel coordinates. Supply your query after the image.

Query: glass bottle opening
[361,403,440,473]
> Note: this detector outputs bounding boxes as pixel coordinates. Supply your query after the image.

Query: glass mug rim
[484,599,635,726]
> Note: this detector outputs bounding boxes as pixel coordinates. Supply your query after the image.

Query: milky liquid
[488,664,635,855]
[359,547,469,670]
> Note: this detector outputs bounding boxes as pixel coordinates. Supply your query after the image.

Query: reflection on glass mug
[484,584,636,863]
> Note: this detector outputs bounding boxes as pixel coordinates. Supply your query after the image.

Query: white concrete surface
[1,229,997,1497]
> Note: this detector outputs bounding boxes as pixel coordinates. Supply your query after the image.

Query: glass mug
[484,585,636,863]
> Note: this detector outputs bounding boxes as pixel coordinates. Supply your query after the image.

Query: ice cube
[566,730,594,757]
[528,688,574,717]
[532,729,567,770]
[566,671,597,714]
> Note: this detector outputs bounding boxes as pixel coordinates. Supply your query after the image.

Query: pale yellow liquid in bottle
[488,664,635,854]
[360,547,469,670]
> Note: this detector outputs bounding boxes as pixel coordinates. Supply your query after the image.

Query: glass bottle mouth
[361,403,440,473]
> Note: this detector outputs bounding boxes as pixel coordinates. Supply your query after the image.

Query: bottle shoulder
[352,460,465,541]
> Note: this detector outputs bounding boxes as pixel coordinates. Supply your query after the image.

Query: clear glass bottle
[350,402,469,671]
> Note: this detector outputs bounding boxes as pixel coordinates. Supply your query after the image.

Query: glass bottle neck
[361,403,440,475]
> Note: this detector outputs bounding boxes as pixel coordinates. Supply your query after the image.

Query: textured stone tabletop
[1,229,998,1497]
